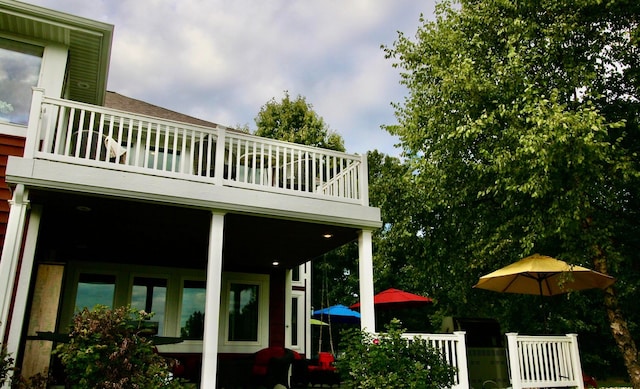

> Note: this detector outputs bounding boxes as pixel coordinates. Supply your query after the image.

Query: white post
[453,331,470,389]
[200,212,225,387]
[6,205,42,358]
[568,334,585,389]
[359,154,369,206]
[506,332,522,389]
[357,229,375,332]
[0,184,29,341]
[213,128,226,186]
[23,88,45,159]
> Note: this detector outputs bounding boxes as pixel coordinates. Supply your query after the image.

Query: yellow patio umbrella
[474,253,615,331]
[473,253,615,296]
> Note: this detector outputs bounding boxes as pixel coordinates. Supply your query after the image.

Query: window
[291,296,299,346]
[220,273,269,352]
[180,280,206,340]
[131,277,167,335]
[227,283,259,342]
[74,273,116,311]
[290,290,305,351]
[292,263,306,287]
[61,264,271,353]
[0,39,43,125]
[147,147,181,172]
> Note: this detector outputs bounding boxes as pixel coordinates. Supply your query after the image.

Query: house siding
[0,135,25,251]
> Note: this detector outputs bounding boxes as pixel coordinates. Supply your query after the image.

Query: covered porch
[0,89,380,388]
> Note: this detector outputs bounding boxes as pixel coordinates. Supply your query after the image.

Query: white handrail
[26,93,367,204]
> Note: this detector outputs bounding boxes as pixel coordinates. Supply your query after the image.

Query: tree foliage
[383,0,640,381]
[254,91,345,151]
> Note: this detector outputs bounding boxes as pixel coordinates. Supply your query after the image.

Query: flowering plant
[337,318,456,389]
[55,305,185,388]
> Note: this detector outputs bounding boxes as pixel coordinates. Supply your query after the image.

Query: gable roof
[104,91,227,129]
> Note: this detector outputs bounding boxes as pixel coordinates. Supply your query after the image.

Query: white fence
[506,333,584,389]
[403,331,470,389]
[24,90,367,204]
[400,332,585,389]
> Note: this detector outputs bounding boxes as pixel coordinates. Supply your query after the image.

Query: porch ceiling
[31,190,358,272]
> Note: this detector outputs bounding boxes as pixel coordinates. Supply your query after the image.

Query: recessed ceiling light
[75,205,92,212]
[322,233,333,239]
[272,261,280,266]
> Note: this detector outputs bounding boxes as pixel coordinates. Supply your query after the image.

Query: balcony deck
[8,89,380,229]
[6,89,380,228]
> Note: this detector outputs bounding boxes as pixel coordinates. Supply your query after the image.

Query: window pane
[132,277,167,335]
[0,39,43,125]
[148,148,181,171]
[180,280,206,340]
[228,283,259,342]
[291,297,299,346]
[292,265,300,282]
[75,274,115,311]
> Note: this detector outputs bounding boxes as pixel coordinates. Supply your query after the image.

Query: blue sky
[25,0,436,157]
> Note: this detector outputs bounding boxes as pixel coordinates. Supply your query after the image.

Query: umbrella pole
[538,280,548,333]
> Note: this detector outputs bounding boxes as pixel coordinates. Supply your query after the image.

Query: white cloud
[24,0,435,156]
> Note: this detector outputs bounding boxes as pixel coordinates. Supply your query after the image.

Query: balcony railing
[23,89,368,205]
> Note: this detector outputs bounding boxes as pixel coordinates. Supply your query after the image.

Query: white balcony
[22,89,369,206]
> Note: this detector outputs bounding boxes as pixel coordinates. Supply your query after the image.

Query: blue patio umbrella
[312,304,361,324]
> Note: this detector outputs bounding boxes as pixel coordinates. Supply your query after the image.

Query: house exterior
[0,1,380,387]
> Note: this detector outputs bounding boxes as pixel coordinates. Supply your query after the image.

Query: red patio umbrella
[350,288,433,310]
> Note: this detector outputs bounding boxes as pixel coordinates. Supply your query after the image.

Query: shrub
[55,305,185,389]
[337,319,456,389]
[0,345,14,387]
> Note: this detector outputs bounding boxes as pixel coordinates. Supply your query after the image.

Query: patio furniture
[251,347,300,388]
[307,352,340,387]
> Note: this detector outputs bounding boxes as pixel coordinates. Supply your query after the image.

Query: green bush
[55,305,185,389]
[0,345,14,387]
[337,319,457,389]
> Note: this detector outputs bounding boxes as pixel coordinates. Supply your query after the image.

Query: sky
[25,0,436,157]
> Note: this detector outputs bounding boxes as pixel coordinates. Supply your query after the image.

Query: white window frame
[291,263,307,287]
[0,34,68,137]
[218,272,269,353]
[289,290,305,353]
[59,263,272,354]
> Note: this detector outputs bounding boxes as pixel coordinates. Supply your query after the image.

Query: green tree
[254,92,345,151]
[384,0,640,384]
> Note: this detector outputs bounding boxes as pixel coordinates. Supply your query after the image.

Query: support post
[357,229,375,332]
[0,184,30,342]
[6,205,42,358]
[200,211,225,387]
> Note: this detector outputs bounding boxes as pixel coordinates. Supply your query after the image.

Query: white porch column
[357,229,375,332]
[0,184,30,340]
[200,211,225,387]
[6,205,42,357]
